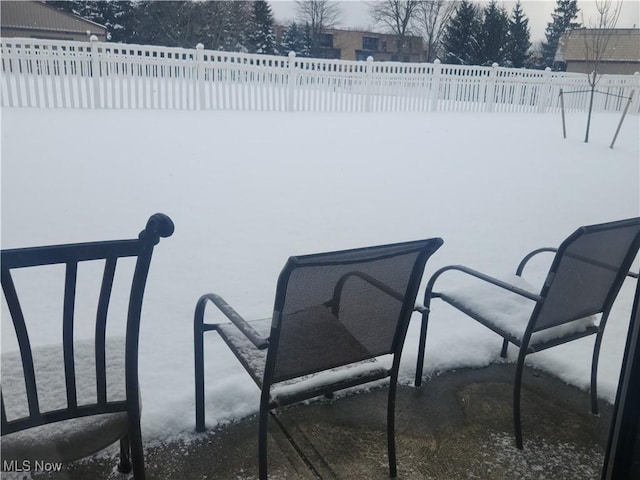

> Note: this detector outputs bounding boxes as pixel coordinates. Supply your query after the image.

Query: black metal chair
[194,238,443,479]
[414,217,640,449]
[1,214,174,479]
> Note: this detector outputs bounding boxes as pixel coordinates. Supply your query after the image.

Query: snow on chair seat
[1,340,129,464]
[438,273,597,346]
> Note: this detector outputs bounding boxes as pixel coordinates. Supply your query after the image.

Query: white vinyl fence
[2,37,639,114]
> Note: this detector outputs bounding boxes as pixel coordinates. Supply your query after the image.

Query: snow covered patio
[1,107,638,477]
[19,364,614,479]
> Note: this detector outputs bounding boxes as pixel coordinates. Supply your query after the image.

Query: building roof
[556,28,640,63]
[0,1,106,37]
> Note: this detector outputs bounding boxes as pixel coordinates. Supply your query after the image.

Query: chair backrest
[534,217,640,332]
[264,238,443,384]
[1,214,174,435]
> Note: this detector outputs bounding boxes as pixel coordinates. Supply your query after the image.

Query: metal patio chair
[414,217,640,449]
[1,214,174,479]
[194,238,443,479]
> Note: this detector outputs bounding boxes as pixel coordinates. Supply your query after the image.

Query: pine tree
[221,1,252,52]
[128,1,198,48]
[247,1,277,55]
[506,1,531,68]
[441,0,481,65]
[280,22,311,57]
[302,23,314,57]
[477,1,509,66]
[195,2,235,50]
[541,0,581,69]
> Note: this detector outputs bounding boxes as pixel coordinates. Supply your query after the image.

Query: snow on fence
[2,36,639,114]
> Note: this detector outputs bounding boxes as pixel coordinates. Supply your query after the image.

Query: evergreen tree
[280,22,297,55]
[540,0,581,69]
[220,1,252,52]
[247,1,277,54]
[128,1,199,48]
[506,1,531,68]
[441,0,481,65]
[195,2,238,50]
[279,22,311,57]
[302,23,314,57]
[477,1,509,65]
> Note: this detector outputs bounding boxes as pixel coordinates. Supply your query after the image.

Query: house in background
[555,28,640,75]
[0,1,107,42]
[321,29,424,62]
[275,25,425,63]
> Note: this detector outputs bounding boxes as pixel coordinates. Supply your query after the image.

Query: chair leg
[415,308,431,387]
[590,330,605,415]
[387,378,398,478]
[195,325,206,432]
[117,436,132,474]
[513,349,527,450]
[500,339,509,358]
[258,399,269,480]
[129,420,146,480]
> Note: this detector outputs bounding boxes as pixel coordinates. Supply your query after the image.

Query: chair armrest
[195,293,269,349]
[515,248,638,279]
[515,247,558,276]
[330,271,404,315]
[429,265,542,302]
[414,304,429,314]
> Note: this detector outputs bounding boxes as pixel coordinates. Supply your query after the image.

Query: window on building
[317,48,341,59]
[362,36,379,51]
[318,33,333,48]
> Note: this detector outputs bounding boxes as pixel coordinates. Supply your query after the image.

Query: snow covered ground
[1,107,638,445]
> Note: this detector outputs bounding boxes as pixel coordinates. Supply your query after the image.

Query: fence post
[90,35,101,109]
[365,56,374,112]
[610,90,634,149]
[287,51,296,112]
[559,88,566,138]
[537,67,552,113]
[486,62,498,113]
[196,43,205,111]
[631,72,640,114]
[429,59,441,112]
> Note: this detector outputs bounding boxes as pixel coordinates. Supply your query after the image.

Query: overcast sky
[269,1,640,43]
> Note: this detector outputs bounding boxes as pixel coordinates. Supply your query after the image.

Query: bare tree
[295,0,341,56]
[415,1,457,62]
[581,0,623,142]
[369,0,420,54]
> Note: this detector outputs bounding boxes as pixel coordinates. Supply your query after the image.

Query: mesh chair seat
[217,309,390,407]
[438,274,597,345]
[2,412,129,463]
